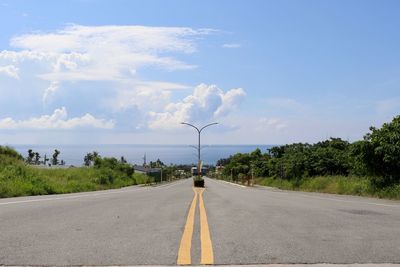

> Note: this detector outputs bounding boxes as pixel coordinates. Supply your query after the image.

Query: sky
[0,0,399,145]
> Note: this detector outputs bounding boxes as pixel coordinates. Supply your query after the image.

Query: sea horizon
[9,144,274,167]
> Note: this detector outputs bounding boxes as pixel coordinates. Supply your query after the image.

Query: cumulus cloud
[148,84,246,130]
[110,81,189,112]
[0,107,114,130]
[0,24,213,104]
[0,65,19,79]
[0,25,247,136]
[215,88,246,116]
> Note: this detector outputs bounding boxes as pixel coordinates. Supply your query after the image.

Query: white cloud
[0,50,60,63]
[11,25,211,53]
[0,25,249,138]
[0,65,19,79]
[0,107,114,130]
[0,25,213,103]
[5,24,209,82]
[42,81,59,104]
[222,43,241,48]
[215,88,246,116]
[148,84,246,130]
[110,81,189,112]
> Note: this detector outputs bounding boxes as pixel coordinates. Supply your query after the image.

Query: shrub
[134,173,152,184]
[0,146,24,161]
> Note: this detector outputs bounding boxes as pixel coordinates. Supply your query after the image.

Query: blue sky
[0,0,399,145]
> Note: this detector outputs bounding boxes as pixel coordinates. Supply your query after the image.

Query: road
[0,177,400,265]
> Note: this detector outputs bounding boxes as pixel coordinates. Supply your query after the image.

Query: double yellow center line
[177,188,214,265]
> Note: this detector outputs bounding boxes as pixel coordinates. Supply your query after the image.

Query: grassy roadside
[217,175,400,200]
[0,165,150,198]
[0,146,153,198]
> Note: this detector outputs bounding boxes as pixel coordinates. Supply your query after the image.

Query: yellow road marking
[177,187,214,265]
[198,188,214,265]
[177,188,198,265]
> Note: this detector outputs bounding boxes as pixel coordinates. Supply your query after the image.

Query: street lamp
[181,122,218,186]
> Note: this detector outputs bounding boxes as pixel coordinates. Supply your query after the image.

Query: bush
[0,146,24,161]
[134,173,152,185]
[97,168,115,185]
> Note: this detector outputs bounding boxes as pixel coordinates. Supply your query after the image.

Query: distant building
[134,165,162,182]
[134,165,161,175]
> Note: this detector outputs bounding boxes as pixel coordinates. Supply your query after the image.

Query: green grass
[255,176,400,200]
[0,152,151,198]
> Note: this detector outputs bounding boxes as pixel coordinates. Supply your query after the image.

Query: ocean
[11,144,272,167]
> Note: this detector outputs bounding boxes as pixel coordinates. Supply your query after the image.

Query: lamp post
[181,122,218,186]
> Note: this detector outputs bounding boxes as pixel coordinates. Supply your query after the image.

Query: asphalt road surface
[1,177,400,266]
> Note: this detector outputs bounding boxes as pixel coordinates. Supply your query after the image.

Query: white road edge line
[209,178,246,188]
[0,179,187,206]
[0,188,142,206]
[294,193,400,208]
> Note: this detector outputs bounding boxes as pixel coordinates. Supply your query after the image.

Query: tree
[215,115,400,186]
[34,152,41,165]
[52,149,60,166]
[26,149,35,164]
[93,151,99,159]
[355,115,400,186]
[216,156,231,166]
[43,154,49,166]
[149,159,165,168]
[84,153,93,166]
[268,146,285,158]
[309,138,350,176]
[84,151,101,166]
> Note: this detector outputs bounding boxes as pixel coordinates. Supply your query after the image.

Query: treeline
[25,149,64,166]
[217,115,400,190]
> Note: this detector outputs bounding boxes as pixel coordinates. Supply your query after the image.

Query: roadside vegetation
[213,115,400,200]
[0,148,149,198]
[0,146,192,198]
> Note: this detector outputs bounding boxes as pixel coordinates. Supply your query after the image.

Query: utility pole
[181,122,218,184]
[143,153,146,167]
[251,167,254,186]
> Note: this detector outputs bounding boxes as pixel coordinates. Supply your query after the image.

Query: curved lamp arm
[181,122,200,133]
[200,122,219,133]
[181,122,219,132]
